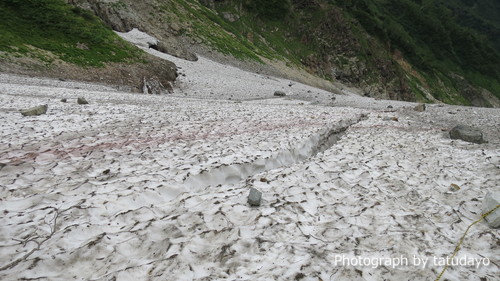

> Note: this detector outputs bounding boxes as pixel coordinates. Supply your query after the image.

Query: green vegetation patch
[0,0,142,67]
[332,0,500,100]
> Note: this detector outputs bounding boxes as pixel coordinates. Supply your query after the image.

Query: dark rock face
[67,0,197,63]
[66,0,134,32]
[449,125,485,144]
[448,73,493,108]
[274,90,286,97]
[20,105,48,116]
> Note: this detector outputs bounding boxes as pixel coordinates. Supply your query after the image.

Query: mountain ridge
[66,0,500,106]
[1,0,499,107]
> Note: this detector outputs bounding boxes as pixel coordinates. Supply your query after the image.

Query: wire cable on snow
[435,204,500,281]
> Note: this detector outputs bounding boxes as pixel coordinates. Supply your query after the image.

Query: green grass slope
[0,0,142,67]
[332,0,500,100]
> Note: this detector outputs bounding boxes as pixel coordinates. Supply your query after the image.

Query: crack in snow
[182,115,367,192]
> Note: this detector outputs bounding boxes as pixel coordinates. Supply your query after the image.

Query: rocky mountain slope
[1,0,499,107]
[64,0,500,107]
[0,0,177,93]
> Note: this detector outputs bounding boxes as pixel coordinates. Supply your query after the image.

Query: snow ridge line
[181,114,367,192]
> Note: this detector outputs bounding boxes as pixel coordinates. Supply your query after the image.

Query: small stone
[61,98,67,103]
[387,105,393,109]
[382,116,398,122]
[414,103,426,112]
[77,97,89,105]
[274,90,286,97]
[450,183,460,191]
[449,125,485,144]
[20,104,48,116]
[482,192,500,228]
[248,188,262,206]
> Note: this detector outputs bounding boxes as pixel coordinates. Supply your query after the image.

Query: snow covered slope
[0,30,499,281]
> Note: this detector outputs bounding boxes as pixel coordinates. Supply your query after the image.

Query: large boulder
[483,192,500,228]
[449,125,485,144]
[20,105,48,116]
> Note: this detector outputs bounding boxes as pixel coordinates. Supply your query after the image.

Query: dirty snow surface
[1,39,500,281]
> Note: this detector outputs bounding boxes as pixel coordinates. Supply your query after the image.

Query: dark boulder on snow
[248,188,262,206]
[274,90,286,97]
[449,125,485,144]
[77,97,89,105]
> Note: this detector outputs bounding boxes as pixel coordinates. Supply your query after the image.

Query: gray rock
[248,188,262,206]
[413,103,426,112]
[150,40,198,62]
[274,90,286,97]
[143,77,170,95]
[449,125,485,144]
[77,97,89,105]
[20,104,48,116]
[382,116,398,122]
[61,98,67,103]
[483,192,500,228]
